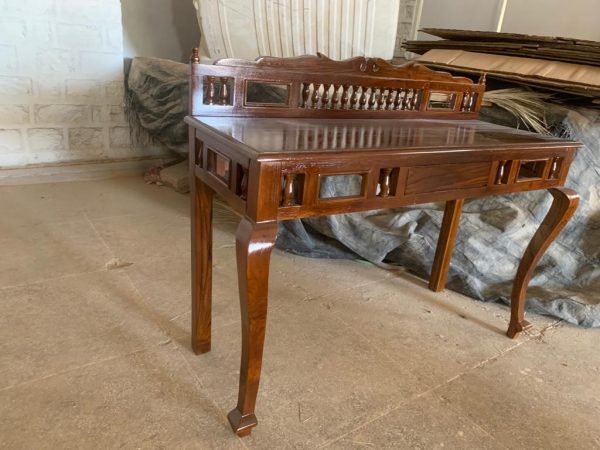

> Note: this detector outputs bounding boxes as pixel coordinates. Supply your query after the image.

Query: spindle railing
[190,53,486,119]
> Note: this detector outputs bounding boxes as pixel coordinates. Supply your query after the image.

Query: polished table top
[187,117,575,159]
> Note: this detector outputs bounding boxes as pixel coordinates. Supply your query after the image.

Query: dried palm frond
[482,88,553,134]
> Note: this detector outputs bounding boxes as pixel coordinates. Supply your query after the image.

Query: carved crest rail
[190,51,485,119]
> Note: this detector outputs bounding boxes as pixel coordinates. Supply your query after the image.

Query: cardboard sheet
[418,50,600,97]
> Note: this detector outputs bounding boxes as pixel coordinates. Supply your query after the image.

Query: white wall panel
[416,0,600,41]
[195,0,401,61]
[122,0,200,61]
[418,0,499,39]
[502,0,600,41]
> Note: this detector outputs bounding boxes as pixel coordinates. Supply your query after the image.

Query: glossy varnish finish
[189,52,485,120]
[430,199,464,293]
[186,51,581,436]
[190,126,214,355]
[187,117,569,155]
[507,187,579,338]
[228,218,278,436]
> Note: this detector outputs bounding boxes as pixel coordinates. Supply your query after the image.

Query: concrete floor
[1,176,599,449]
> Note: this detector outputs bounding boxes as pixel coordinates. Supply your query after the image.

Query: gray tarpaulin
[126,56,600,327]
[126,57,189,154]
[126,57,289,155]
[277,108,600,327]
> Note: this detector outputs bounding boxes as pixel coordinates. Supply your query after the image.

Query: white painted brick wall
[69,127,105,151]
[0,129,23,155]
[0,76,32,97]
[0,0,167,167]
[28,128,65,152]
[0,105,30,124]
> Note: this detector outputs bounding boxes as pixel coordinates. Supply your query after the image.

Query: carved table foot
[229,217,278,436]
[227,409,258,437]
[506,319,532,339]
[507,187,579,338]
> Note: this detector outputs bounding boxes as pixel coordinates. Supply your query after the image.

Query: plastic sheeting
[277,108,600,327]
[126,57,189,154]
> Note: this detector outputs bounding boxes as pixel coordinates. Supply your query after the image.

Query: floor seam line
[300,276,392,304]
[318,326,546,448]
[119,270,184,340]
[0,348,147,393]
[83,211,116,257]
[0,268,109,291]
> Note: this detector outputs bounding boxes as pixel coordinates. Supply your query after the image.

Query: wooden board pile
[403,29,600,100]
[405,29,600,67]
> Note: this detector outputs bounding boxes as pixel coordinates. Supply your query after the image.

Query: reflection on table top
[187,116,578,157]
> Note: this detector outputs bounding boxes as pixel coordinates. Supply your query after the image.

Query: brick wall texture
[0,0,166,167]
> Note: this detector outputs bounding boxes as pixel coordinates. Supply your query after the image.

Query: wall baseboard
[0,156,170,186]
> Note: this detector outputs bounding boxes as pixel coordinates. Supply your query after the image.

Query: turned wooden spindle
[322,83,331,109]
[550,157,560,178]
[350,86,359,109]
[194,140,203,166]
[411,91,420,110]
[368,88,377,110]
[301,83,311,107]
[467,93,476,112]
[190,47,200,63]
[379,168,392,197]
[219,77,229,105]
[206,76,216,105]
[240,167,248,200]
[402,89,412,110]
[461,92,470,112]
[495,161,507,185]
[464,93,472,112]
[311,83,320,109]
[359,87,368,110]
[282,173,297,206]
[394,89,403,110]
[341,85,349,109]
[331,84,340,109]
[377,89,387,110]
[479,73,487,85]
[386,88,395,110]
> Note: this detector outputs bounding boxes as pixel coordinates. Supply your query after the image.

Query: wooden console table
[185,51,580,436]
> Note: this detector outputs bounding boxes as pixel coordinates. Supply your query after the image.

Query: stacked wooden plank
[404,29,600,66]
[403,29,600,99]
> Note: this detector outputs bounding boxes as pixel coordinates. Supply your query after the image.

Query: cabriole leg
[228,217,278,437]
[507,188,579,338]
